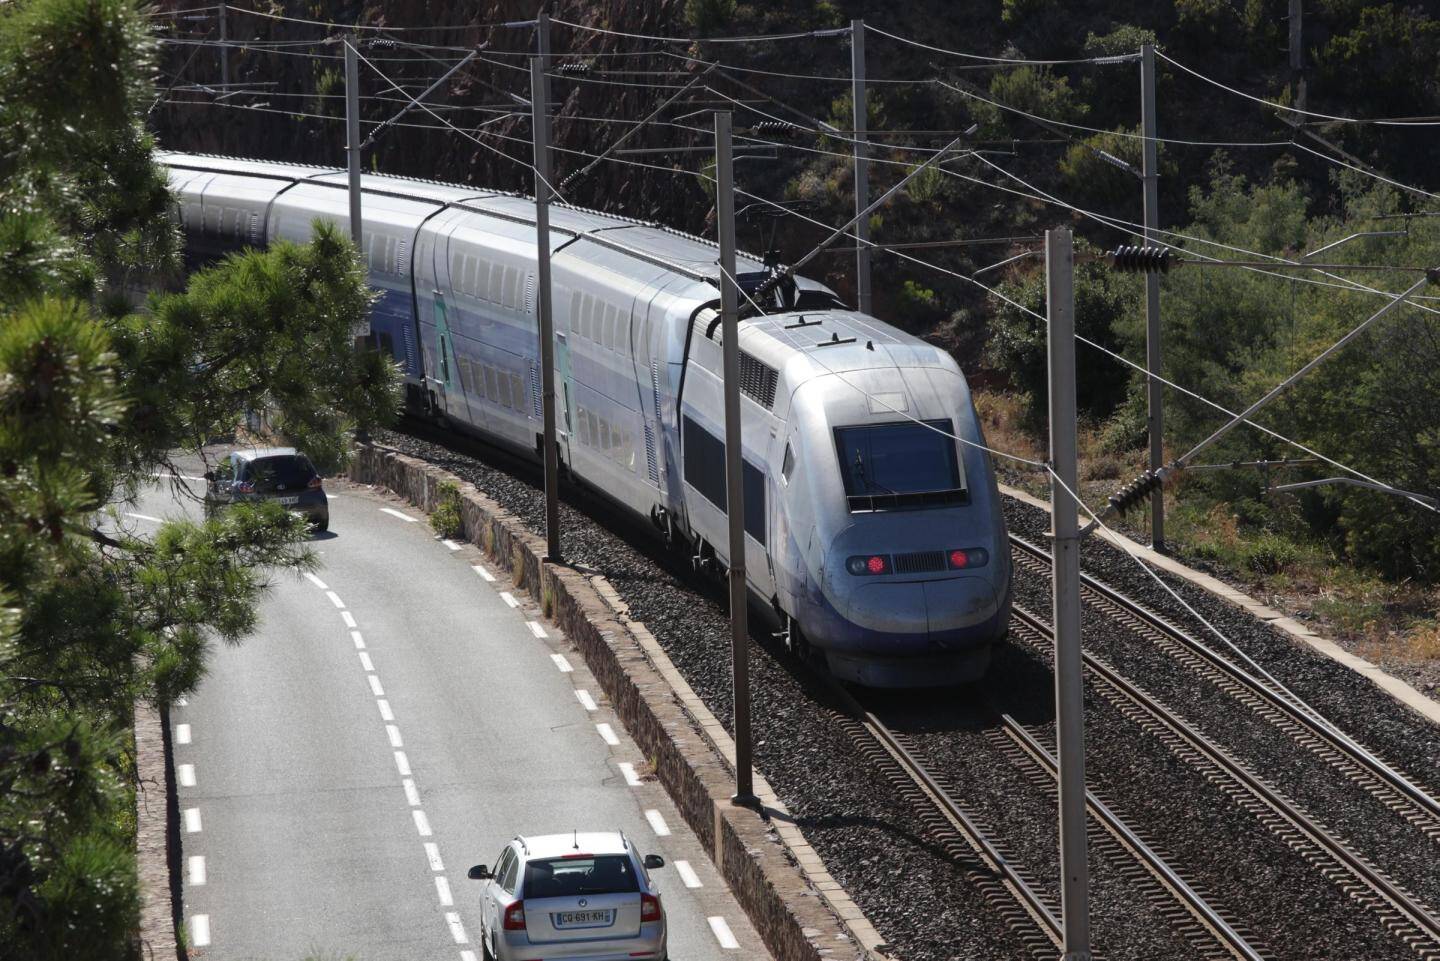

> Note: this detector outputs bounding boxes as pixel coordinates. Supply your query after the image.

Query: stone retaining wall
[350,443,868,961]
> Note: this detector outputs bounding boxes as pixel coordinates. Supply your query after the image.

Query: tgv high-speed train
[161,151,1012,687]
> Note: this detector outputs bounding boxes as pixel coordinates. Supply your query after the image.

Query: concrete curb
[1000,483,1440,726]
[134,700,182,960]
[350,444,880,961]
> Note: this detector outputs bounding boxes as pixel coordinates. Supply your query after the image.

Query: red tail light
[307,476,323,490]
[234,481,255,494]
[845,554,891,576]
[503,900,526,930]
[640,893,661,922]
[948,548,990,570]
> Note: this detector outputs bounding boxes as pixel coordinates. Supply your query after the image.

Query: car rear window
[242,455,317,492]
[523,855,639,898]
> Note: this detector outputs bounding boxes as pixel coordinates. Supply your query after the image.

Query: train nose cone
[847,576,999,647]
[922,577,1000,646]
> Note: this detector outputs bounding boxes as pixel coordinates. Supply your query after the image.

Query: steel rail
[1008,604,1440,957]
[819,679,1064,958]
[1008,533,1440,840]
[996,715,1270,961]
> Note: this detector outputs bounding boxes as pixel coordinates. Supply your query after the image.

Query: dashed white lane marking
[386,724,403,748]
[377,699,395,721]
[175,696,188,707]
[529,621,549,639]
[413,809,433,837]
[473,563,496,582]
[394,751,412,776]
[359,651,375,672]
[435,876,454,906]
[445,912,469,944]
[441,539,462,551]
[596,723,619,746]
[549,652,571,671]
[125,512,163,523]
[381,507,419,522]
[618,762,642,787]
[403,779,421,807]
[499,591,519,608]
[325,590,346,609]
[575,689,597,711]
[675,860,703,888]
[708,916,739,949]
[152,471,206,482]
[341,611,358,629]
[177,764,196,787]
[644,809,671,837]
[190,914,211,947]
[351,630,366,649]
[425,842,445,871]
[303,572,329,590]
[175,723,191,745]
[184,808,202,833]
[367,674,385,697]
[188,855,206,885]
[461,951,477,961]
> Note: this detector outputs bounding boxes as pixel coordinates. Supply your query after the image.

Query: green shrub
[1243,533,1299,575]
[685,0,736,35]
[430,481,464,539]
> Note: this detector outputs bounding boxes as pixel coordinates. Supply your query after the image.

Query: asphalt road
[129,461,770,961]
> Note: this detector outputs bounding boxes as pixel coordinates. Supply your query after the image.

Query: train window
[833,420,966,511]
[683,416,727,510]
[743,460,765,542]
[485,366,500,403]
[781,443,795,484]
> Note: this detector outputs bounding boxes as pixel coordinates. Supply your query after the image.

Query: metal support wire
[361,47,480,149]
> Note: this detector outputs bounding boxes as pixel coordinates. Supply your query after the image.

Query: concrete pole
[532,56,562,563]
[1289,0,1307,111]
[344,38,363,251]
[218,0,229,89]
[851,19,872,315]
[1141,44,1164,552]
[1046,227,1092,961]
[536,11,551,64]
[715,111,755,807]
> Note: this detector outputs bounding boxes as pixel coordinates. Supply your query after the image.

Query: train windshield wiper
[853,451,896,496]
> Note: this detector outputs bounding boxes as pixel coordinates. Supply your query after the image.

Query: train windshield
[834,420,966,511]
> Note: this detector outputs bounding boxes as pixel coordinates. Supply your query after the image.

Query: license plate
[277,496,300,506]
[555,910,611,927]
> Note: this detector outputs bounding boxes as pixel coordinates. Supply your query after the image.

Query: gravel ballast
[375,427,1440,961]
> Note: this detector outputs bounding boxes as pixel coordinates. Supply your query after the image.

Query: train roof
[157,151,837,306]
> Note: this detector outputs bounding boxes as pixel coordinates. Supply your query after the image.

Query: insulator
[366,38,399,49]
[753,120,798,136]
[1108,245,1174,274]
[1107,469,1164,516]
[556,61,591,74]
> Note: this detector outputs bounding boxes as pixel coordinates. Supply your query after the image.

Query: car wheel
[312,517,329,533]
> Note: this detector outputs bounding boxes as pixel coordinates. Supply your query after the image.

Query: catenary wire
[864,22,1139,66]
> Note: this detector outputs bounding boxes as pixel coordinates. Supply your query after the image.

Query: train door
[554,330,574,468]
[430,292,457,418]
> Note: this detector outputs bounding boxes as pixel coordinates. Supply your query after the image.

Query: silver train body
[160,152,1012,687]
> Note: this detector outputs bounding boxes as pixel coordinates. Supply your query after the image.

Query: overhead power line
[864,22,1139,66]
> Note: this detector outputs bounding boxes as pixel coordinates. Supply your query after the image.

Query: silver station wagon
[468,831,667,961]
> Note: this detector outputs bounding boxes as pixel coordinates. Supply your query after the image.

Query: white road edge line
[435,876,454,906]
[473,564,496,582]
[386,724,403,748]
[549,652,570,671]
[708,916,739,949]
[644,809,671,837]
[341,611,358,629]
[575,689,597,711]
[394,751,411,776]
[124,512,163,523]
[499,592,519,608]
[177,764,196,787]
[187,855,206,886]
[425,842,445,871]
[325,590,346,609]
[442,539,462,551]
[618,762,642,787]
[367,674,385,697]
[675,860,703,888]
[359,652,375,672]
[175,723,191,745]
[184,808,202,833]
[190,914,211,948]
[403,779,422,807]
[413,809,432,837]
[461,951,477,961]
[351,630,366,649]
[529,621,550,639]
[596,723,619,746]
[303,572,329,590]
[381,507,419,522]
[377,699,395,721]
[445,912,468,944]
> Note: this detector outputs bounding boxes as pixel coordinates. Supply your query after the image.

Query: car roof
[518,832,629,859]
[233,447,301,461]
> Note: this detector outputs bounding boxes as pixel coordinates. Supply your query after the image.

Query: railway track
[824,678,1270,961]
[1005,602,1440,960]
[1008,532,1440,844]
